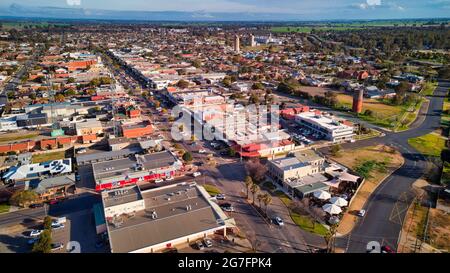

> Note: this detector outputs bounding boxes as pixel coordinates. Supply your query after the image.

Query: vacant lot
[32,151,66,163]
[408,132,446,157]
[0,132,40,143]
[329,145,404,235]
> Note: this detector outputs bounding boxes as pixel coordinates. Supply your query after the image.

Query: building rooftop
[102,186,143,208]
[106,183,227,253]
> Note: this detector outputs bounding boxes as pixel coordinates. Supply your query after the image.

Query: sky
[2,0,450,19]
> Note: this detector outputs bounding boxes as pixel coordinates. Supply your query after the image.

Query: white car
[154,179,164,183]
[215,194,226,200]
[198,149,206,154]
[357,209,366,217]
[51,223,65,230]
[165,177,174,181]
[192,172,201,177]
[274,217,284,226]
[76,148,87,154]
[30,229,43,237]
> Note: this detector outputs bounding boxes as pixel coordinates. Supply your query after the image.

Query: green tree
[182,151,193,162]
[250,183,259,204]
[67,77,75,84]
[330,144,342,156]
[32,229,52,253]
[262,193,272,216]
[43,216,52,230]
[9,190,38,208]
[252,82,264,90]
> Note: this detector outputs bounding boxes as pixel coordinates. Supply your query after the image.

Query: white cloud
[66,0,81,6]
[367,0,381,5]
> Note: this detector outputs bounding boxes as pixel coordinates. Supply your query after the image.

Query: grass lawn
[0,132,39,143]
[202,184,221,196]
[274,190,328,236]
[337,94,404,128]
[0,203,10,213]
[408,132,446,157]
[441,98,450,127]
[32,151,66,163]
[420,82,438,96]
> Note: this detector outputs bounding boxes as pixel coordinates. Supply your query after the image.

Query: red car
[48,200,58,205]
[381,246,395,253]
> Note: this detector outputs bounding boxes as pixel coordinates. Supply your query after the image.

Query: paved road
[320,80,449,252]
[0,193,101,228]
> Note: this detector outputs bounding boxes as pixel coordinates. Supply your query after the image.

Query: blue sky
[4,0,450,19]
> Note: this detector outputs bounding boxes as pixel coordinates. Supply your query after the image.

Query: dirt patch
[329,145,405,235]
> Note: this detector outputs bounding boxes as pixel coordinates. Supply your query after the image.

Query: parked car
[29,229,43,237]
[381,245,395,253]
[29,203,44,209]
[274,217,284,226]
[198,149,206,154]
[165,177,174,181]
[154,179,164,183]
[192,172,201,177]
[357,209,366,217]
[215,194,226,200]
[203,238,213,248]
[195,240,205,250]
[220,203,234,212]
[51,242,64,251]
[47,200,59,205]
[51,223,65,230]
[27,237,39,245]
[76,148,87,154]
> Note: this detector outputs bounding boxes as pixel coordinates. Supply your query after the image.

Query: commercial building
[120,122,153,139]
[75,119,104,136]
[294,111,354,142]
[267,150,326,184]
[102,183,235,253]
[92,150,183,191]
[2,158,72,183]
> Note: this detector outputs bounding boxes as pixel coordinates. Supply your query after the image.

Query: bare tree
[245,159,268,182]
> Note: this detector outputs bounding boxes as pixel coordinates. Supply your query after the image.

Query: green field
[0,133,39,143]
[408,132,446,157]
[202,184,221,196]
[0,203,10,213]
[420,82,438,96]
[0,22,69,30]
[271,26,363,33]
[32,151,66,163]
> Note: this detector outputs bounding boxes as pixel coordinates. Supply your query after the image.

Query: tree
[244,176,253,200]
[250,184,259,204]
[32,229,52,253]
[262,193,272,216]
[67,77,75,84]
[43,216,52,230]
[324,224,338,253]
[257,193,264,208]
[9,190,38,208]
[182,151,193,162]
[177,80,190,89]
[252,82,264,90]
[249,93,260,104]
[54,93,65,102]
[222,77,232,87]
[330,144,342,156]
[228,147,236,157]
[245,159,268,182]
[192,59,202,68]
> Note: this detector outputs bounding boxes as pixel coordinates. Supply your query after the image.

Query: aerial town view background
[0,0,449,255]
